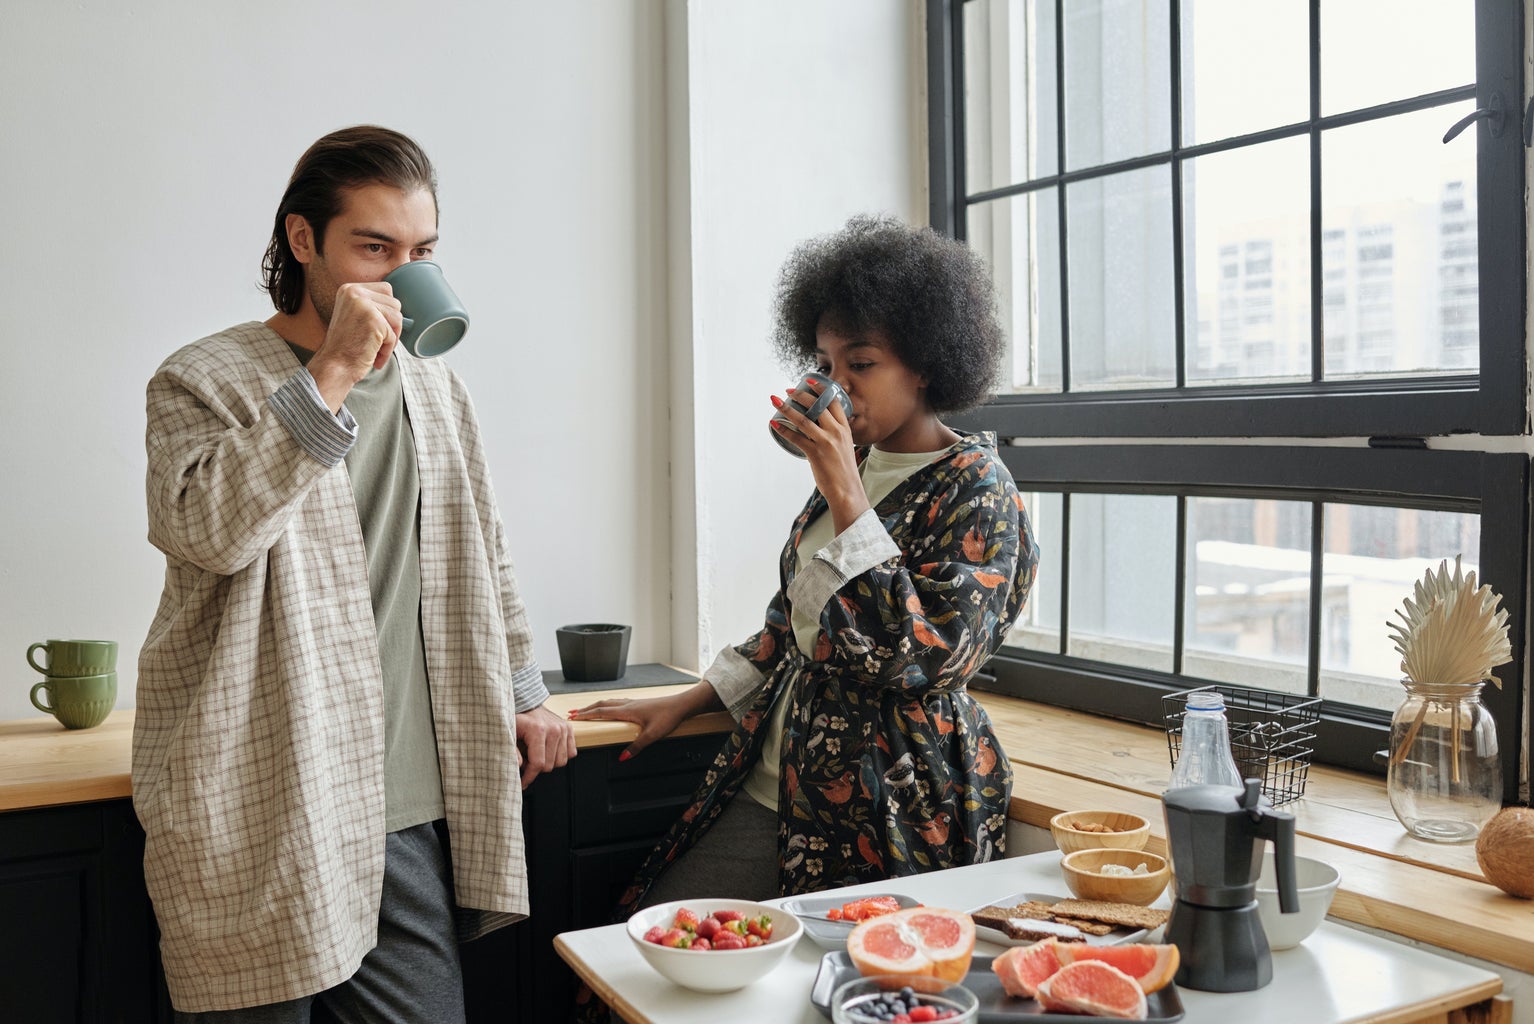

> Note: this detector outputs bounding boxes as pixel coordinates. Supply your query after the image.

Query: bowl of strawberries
[627,898,803,992]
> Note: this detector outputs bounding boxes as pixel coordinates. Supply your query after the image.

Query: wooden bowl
[1049,810,1151,855]
[1060,848,1170,906]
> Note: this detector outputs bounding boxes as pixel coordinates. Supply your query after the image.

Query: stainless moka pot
[1162,779,1299,992]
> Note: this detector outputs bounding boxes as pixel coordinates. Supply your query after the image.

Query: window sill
[974,692,1533,973]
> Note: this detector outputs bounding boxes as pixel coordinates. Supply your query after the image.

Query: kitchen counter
[0,673,731,812]
[3,680,1531,988]
[555,851,1504,1024]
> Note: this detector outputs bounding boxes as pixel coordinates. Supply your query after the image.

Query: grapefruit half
[1056,942,1180,994]
[846,906,976,982]
[1036,960,1148,1020]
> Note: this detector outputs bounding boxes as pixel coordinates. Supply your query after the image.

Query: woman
[572,215,1038,909]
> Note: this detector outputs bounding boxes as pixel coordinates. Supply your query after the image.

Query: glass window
[1320,506,1482,712]
[1066,493,1177,671]
[933,1,1525,788]
[1008,490,1063,652]
[1184,498,1311,694]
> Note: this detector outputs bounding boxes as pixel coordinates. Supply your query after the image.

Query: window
[927,0,1526,792]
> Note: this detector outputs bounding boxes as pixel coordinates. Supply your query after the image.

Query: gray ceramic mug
[770,372,853,457]
[385,260,469,358]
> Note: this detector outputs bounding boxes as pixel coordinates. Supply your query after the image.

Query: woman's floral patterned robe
[619,431,1037,911]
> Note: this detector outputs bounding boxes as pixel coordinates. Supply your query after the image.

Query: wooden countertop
[4,684,1531,980]
[0,680,734,813]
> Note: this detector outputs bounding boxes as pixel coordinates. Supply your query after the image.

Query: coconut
[1475,807,1534,898]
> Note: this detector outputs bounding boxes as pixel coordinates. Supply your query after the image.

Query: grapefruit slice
[1057,942,1180,994]
[991,937,1066,997]
[846,906,976,982]
[1036,960,1148,1020]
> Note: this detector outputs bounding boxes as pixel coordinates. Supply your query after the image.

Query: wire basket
[1163,684,1321,806]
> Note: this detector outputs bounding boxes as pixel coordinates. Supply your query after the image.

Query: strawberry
[642,926,665,944]
[688,937,712,951]
[909,1007,938,1023]
[659,928,690,948]
[696,916,722,939]
[745,914,774,939]
[721,918,748,937]
[712,933,746,950]
[714,910,744,923]
[745,933,763,947]
[672,907,700,932]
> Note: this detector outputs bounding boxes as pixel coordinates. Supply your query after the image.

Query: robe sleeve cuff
[704,645,767,721]
[785,507,901,617]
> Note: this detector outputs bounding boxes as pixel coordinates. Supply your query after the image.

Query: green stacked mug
[27,639,117,730]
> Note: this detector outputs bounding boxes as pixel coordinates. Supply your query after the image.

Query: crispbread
[1047,915,1115,936]
[1048,899,1170,931]
[970,905,1087,942]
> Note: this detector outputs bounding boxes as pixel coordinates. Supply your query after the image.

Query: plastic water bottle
[1167,690,1244,792]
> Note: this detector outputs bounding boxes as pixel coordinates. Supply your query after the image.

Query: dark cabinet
[462,731,720,1023]
[0,799,170,1023]
[0,724,720,1023]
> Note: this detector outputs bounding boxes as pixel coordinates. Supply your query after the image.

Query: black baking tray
[809,952,1185,1023]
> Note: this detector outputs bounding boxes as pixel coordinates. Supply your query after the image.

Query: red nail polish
[618,750,632,762]
[770,395,784,408]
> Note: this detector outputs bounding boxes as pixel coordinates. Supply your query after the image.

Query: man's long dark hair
[261,126,438,314]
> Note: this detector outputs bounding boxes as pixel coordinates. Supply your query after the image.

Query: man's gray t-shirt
[288,343,446,831]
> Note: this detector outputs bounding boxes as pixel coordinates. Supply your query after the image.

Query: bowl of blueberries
[829,976,978,1023]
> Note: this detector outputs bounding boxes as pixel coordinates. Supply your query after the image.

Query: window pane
[1183,137,1312,384]
[1321,104,1479,379]
[1319,504,1482,712]
[1184,497,1311,694]
[1008,491,1063,652]
[964,0,1058,192]
[970,191,1063,394]
[1068,166,1176,389]
[1180,0,1308,145]
[1322,0,1475,115]
[1068,493,1176,671]
[1064,0,1171,170]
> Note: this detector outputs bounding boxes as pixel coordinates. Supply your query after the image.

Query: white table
[554,851,1502,1024]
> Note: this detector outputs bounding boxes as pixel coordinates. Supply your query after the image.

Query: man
[133,125,575,1022]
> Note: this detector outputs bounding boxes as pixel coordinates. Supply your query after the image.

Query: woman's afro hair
[770,214,1005,414]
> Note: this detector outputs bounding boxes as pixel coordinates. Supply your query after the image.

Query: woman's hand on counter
[569,681,724,761]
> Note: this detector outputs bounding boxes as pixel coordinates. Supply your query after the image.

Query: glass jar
[1386,680,1501,843]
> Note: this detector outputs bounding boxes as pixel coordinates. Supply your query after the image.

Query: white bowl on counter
[626,897,803,993]
[1255,851,1341,950]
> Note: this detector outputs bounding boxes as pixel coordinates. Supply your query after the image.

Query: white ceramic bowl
[1255,852,1341,950]
[626,897,803,993]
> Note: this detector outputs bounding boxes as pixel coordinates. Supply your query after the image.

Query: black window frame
[929,0,1529,799]
[974,445,1526,799]
[927,0,1526,438]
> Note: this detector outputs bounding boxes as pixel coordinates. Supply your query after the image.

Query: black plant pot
[555,623,632,683]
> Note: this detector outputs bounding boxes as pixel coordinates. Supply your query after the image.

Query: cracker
[1048,899,1169,931]
[1049,915,1116,936]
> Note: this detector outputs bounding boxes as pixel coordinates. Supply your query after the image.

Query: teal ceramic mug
[385,260,469,358]
[27,638,117,677]
[31,672,117,729]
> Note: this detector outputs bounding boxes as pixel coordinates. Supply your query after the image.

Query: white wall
[674,0,926,670]
[0,0,923,722]
[0,0,673,721]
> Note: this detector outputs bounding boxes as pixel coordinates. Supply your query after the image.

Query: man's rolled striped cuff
[268,369,357,466]
[511,662,551,714]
